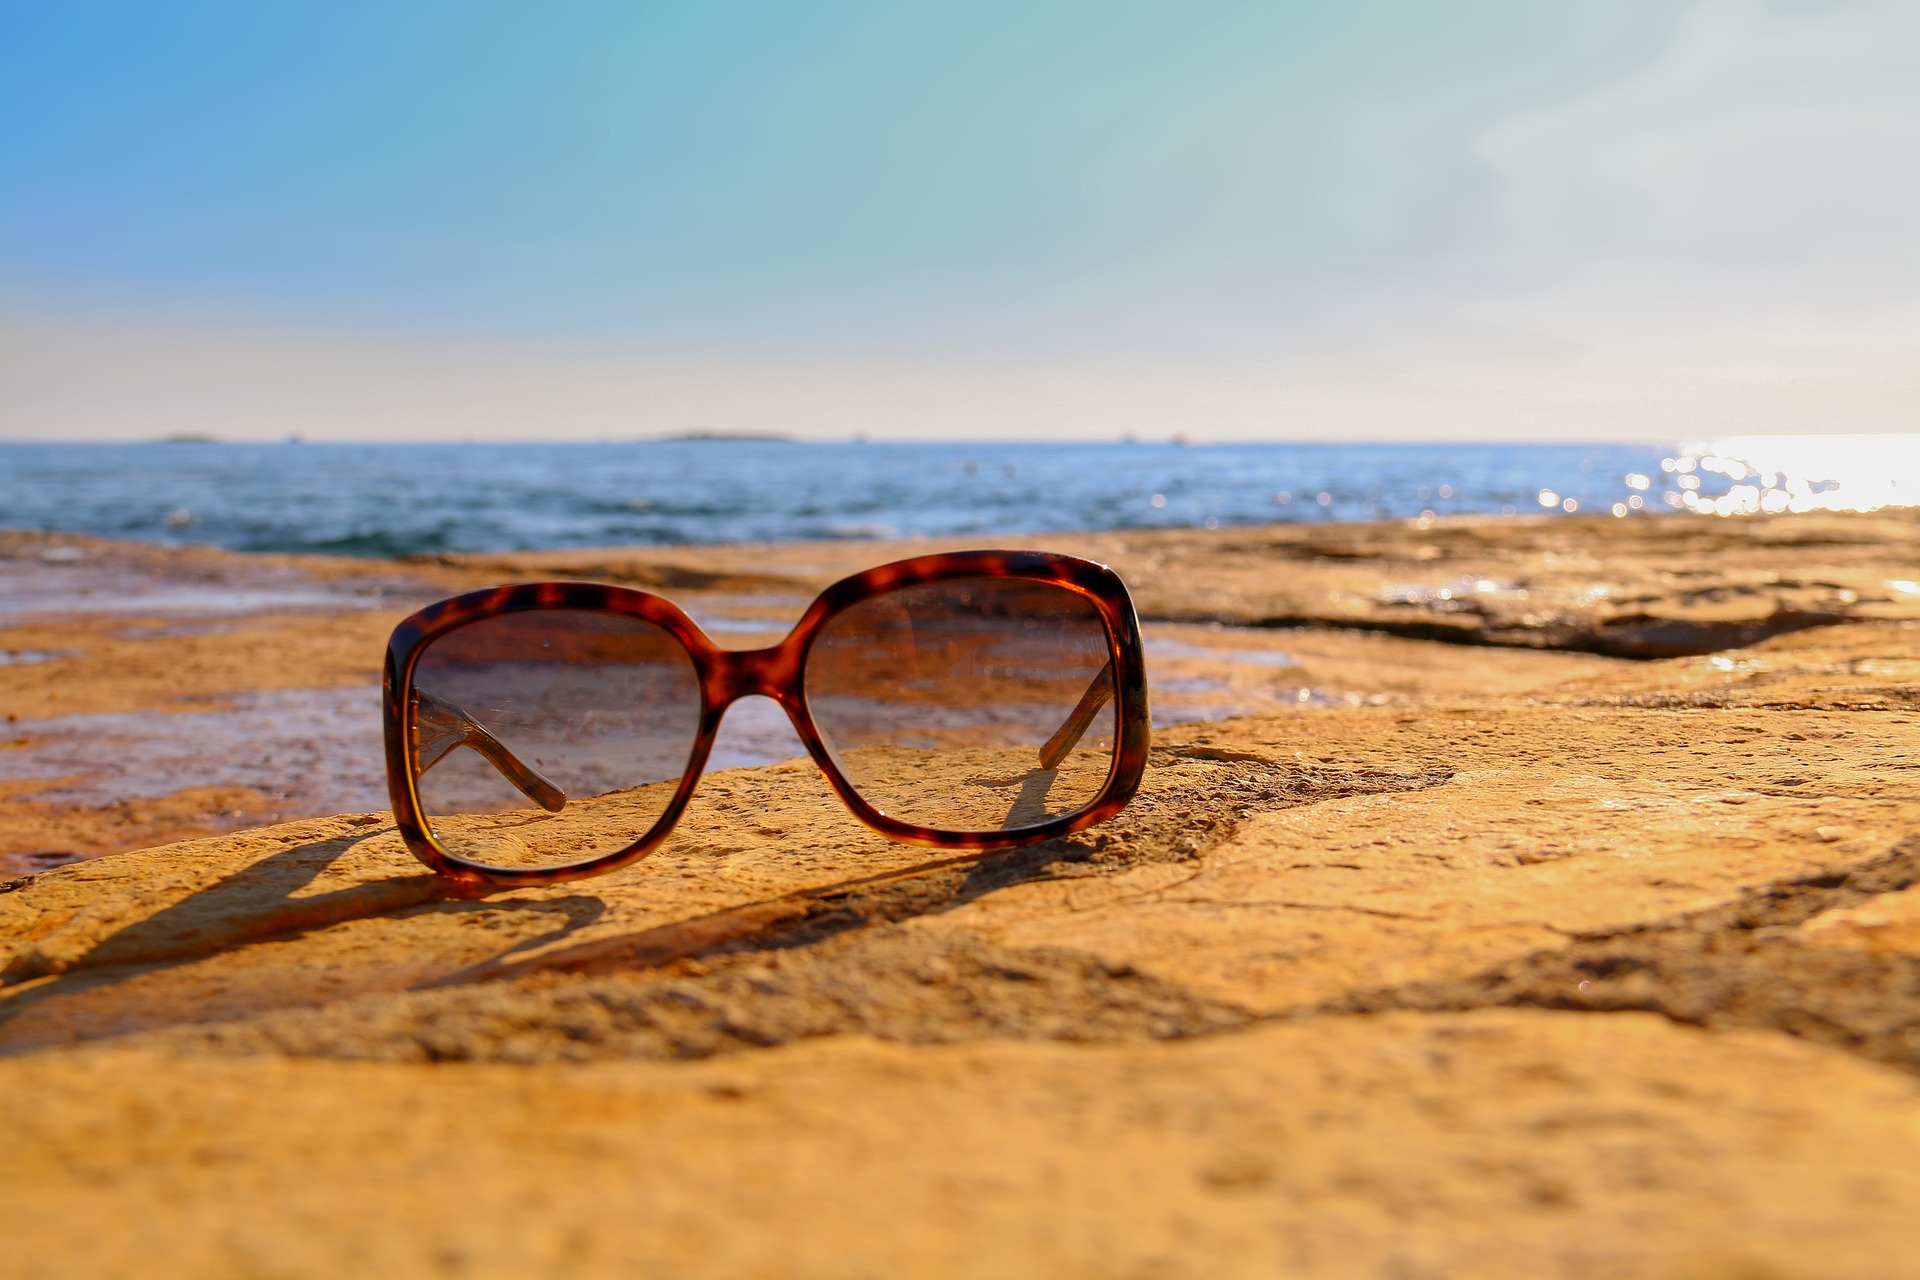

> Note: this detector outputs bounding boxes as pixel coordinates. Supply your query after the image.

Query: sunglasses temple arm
[1037,660,1116,770]
[412,689,569,813]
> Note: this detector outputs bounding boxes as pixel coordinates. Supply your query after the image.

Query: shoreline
[2,516,1640,873]
[9,506,1920,872]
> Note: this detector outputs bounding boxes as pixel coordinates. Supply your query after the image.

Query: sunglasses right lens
[805,577,1118,834]
[408,609,702,871]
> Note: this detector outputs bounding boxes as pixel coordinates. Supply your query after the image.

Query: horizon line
[7,431,1892,449]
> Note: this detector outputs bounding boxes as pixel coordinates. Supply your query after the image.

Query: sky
[2,0,1917,441]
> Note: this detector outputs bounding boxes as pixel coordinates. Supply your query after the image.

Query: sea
[0,436,1905,556]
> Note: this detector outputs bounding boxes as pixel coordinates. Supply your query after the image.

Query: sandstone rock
[4,1013,1920,1279]
[1800,884,1920,956]
[6,514,1920,1276]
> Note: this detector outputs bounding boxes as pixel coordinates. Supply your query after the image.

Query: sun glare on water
[1664,436,1920,518]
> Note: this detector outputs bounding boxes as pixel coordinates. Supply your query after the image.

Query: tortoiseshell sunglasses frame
[384,549,1152,886]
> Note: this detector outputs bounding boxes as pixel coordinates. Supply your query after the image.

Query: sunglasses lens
[806,577,1118,834]
[408,610,701,870]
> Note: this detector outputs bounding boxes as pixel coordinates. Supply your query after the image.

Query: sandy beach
[5,510,1920,1277]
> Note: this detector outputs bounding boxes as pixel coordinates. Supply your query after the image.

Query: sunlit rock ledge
[3,510,1920,1278]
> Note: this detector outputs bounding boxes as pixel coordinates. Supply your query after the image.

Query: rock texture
[419,505,1920,655]
[5,513,1920,1278]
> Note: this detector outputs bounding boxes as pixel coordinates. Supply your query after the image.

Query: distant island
[656,431,794,443]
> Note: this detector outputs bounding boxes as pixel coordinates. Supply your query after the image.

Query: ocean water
[0,437,1895,556]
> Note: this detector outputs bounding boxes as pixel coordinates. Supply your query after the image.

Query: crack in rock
[1323,837,1920,1075]
[157,930,1256,1064]
[1566,690,1920,712]
[1142,607,1847,660]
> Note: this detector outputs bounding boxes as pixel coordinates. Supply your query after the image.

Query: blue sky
[2,1,1916,439]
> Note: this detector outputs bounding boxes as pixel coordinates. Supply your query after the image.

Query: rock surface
[421,505,1920,654]
[4,512,1920,1277]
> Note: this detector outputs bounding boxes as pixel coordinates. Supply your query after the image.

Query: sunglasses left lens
[408,610,701,871]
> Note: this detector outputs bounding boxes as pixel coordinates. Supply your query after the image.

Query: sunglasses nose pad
[703,693,810,773]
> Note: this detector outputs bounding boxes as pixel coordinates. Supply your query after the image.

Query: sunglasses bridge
[699,637,809,711]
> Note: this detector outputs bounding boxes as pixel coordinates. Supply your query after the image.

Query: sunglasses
[383,550,1152,885]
